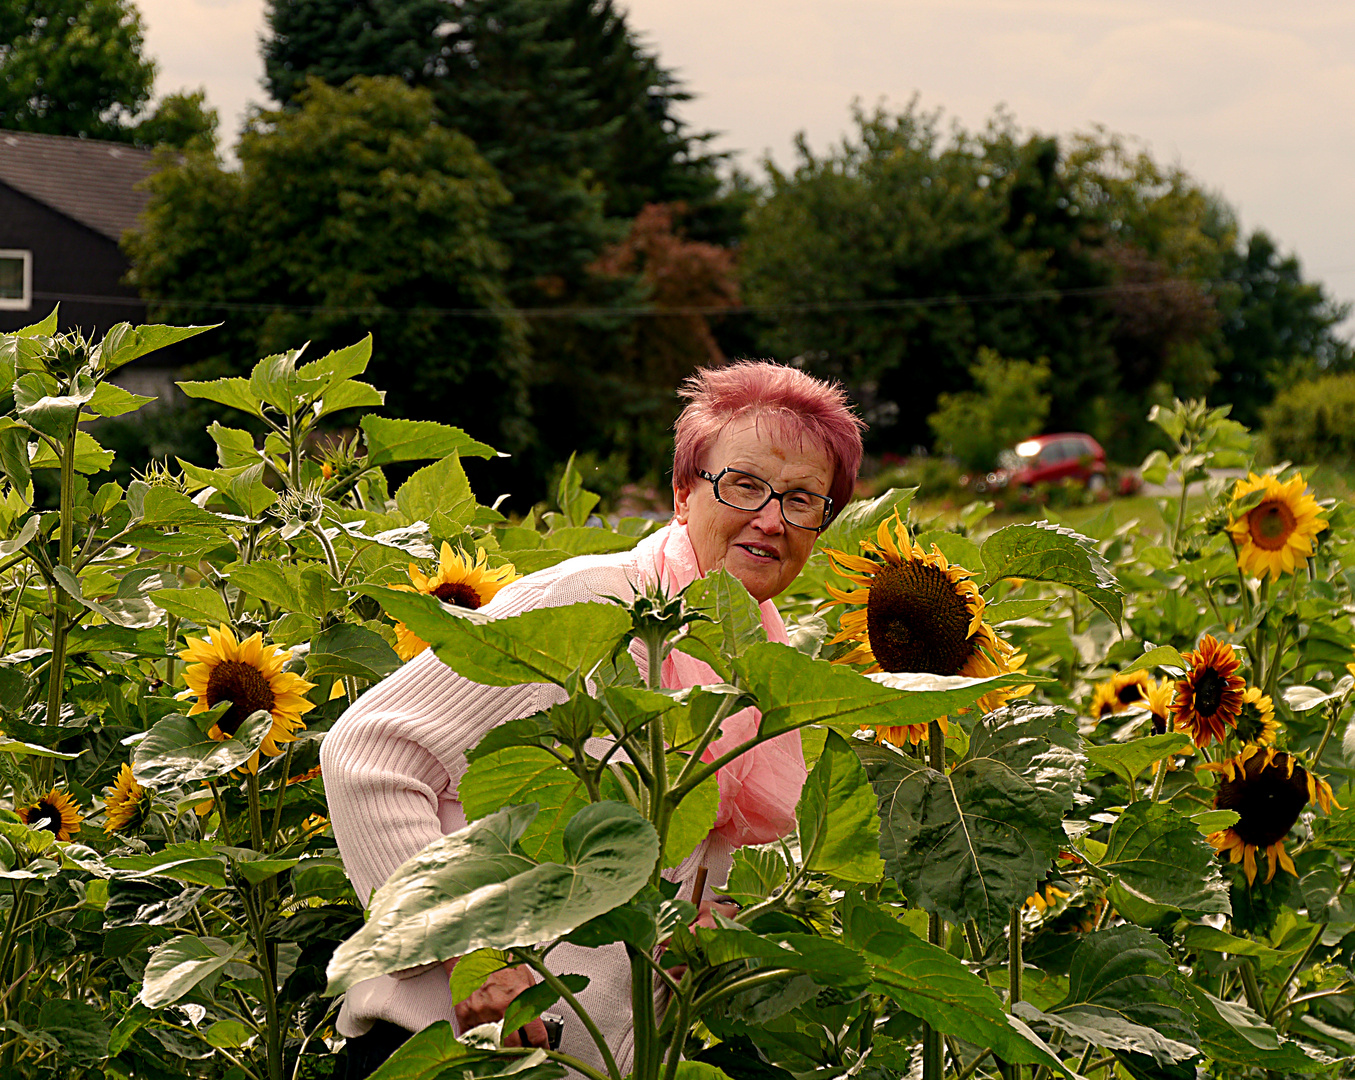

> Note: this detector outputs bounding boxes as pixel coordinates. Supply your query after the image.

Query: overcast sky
[137,0,1355,334]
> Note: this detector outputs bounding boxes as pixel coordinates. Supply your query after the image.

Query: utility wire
[31,276,1241,321]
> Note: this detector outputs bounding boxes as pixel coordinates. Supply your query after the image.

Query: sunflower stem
[1311,700,1344,772]
[1149,755,1169,803]
[266,743,296,854]
[1008,906,1023,1007]
[1237,959,1265,1015]
[964,920,990,983]
[208,780,234,845]
[246,772,266,852]
[165,613,180,690]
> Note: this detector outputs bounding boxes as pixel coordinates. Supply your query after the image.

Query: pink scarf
[628,522,806,846]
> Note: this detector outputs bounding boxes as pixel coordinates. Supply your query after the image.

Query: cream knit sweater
[322,544,736,1073]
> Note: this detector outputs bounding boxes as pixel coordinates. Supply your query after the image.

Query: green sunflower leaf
[501,974,589,1038]
[96,323,216,374]
[842,895,1075,1075]
[360,415,498,466]
[816,487,917,560]
[149,587,232,628]
[1012,925,1199,1068]
[564,886,695,951]
[696,923,872,987]
[305,623,402,682]
[979,521,1123,623]
[394,453,476,526]
[1119,644,1190,676]
[177,376,264,418]
[797,729,883,883]
[735,641,1036,738]
[359,587,632,688]
[131,709,275,788]
[1095,801,1231,926]
[448,949,513,1005]
[862,702,1083,938]
[140,934,244,1008]
[681,568,766,680]
[459,747,592,863]
[1083,732,1194,787]
[1176,981,1328,1074]
[325,802,658,996]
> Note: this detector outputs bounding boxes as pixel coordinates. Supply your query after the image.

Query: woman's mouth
[736,542,780,562]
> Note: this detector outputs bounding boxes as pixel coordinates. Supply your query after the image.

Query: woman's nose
[751,500,785,532]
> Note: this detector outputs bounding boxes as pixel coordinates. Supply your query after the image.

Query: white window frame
[0,249,32,311]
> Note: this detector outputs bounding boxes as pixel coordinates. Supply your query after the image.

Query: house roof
[0,129,159,243]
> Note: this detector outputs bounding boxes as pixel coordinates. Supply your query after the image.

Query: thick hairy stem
[922,719,947,1080]
[518,952,620,1080]
[629,947,660,1080]
[267,743,296,854]
[1009,907,1023,1007]
[242,885,283,1080]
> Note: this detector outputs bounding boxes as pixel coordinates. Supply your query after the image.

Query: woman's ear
[673,481,692,525]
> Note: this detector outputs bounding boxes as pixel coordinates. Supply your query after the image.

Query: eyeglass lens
[714,471,828,528]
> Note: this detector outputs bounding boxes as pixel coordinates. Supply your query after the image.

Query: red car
[977,433,1108,493]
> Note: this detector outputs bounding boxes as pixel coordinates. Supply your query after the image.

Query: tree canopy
[126,76,532,452]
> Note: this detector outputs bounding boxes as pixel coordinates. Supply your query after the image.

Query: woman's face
[674,416,835,604]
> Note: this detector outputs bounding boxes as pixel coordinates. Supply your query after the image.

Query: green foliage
[928,348,1051,471]
[0,0,155,139]
[1262,371,1355,467]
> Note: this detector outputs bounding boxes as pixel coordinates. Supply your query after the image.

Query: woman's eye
[786,494,814,511]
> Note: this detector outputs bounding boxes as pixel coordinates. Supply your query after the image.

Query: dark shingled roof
[0,129,159,242]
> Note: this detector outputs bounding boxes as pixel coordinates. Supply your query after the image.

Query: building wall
[0,182,146,335]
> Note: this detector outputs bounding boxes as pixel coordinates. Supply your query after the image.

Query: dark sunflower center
[1117,682,1144,705]
[29,800,61,835]
[206,661,276,736]
[1193,668,1227,717]
[432,581,484,609]
[1216,756,1309,848]
[865,561,975,675]
[1248,501,1296,551]
[1150,713,1168,736]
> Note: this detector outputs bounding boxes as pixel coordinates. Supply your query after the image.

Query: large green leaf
[29,429,114,473]
[107,842,230,889]
[1177,981,1327,1074]
[1083,733,1194,788]
[543,527,639,557]
[696,923,871,987]
[53,566,163,628]
[361,587,632,688]
[131,709,274,787]
[1096,801,1230,925]
[735,641,1033,738]
[365,1022,564,1080]
[96,323,216,373]
[863,703,1083,938]
[1013,925,1199,1067]
[395,453,476,525]
[501,973,589,1036]
[361,415,498,466]
[842,896,1072,1074]
[14,371,94,438]
[980,521,1122,623]
[326,802,658,995]
[86,381,155,417]
[306,623,402,682]
[663,763,719,870]
[816,487,917,559]
[177,376,264,418]
[680,569,766,680]
[140,934,244,1008]
[149,586,232,628]
[796,729,883,883]
[129,484,225,529]
[460,747,591,863]
[564,886,694,951]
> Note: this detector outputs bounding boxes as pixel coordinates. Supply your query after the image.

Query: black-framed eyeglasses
[697,468,834,531]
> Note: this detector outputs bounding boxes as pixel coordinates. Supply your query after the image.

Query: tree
[125,76,532,452]
[0,0,156,140]
[928,349,1050,471]
[132,88,219,151]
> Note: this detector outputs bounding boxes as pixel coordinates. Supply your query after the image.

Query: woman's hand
[442,960,550,1048]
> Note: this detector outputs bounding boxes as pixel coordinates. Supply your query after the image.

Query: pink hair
[673,360,866,521]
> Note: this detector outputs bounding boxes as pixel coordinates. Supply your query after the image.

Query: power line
[32,276,1235,321]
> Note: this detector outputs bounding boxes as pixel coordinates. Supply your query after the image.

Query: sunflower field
[1,313,1354,1080]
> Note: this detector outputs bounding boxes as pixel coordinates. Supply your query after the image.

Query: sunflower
[1143,677,1174,736]
[18,787,83,841]
[179,625,317,773]
[1088,669,1152,721]
[1234,687,1279,746]
[103,764,151,835]
[1172,635,1246,749]
[1025,884,1071,914]
[1227,472,1328,582]
[823,513,1022,745]
[1201,746,1339,885]
[392,544,522,661]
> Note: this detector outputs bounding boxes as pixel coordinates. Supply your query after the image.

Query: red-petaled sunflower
[393,544,522,661]
[823,512,1024,746]
[19,787,83,841]
[1201,746,1339,885]
[1088,669,1152,722]
[1226,472,1327,582]
[179,625,317,773]
[1172,635,1246,749]
[103,763,151,835]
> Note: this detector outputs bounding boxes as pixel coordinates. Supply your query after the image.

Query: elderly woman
[323,360,865,1079]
